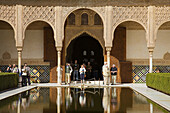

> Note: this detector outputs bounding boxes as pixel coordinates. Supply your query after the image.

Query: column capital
[17,47,23,52]
[148,47,154,52]
[56,47,62,52]
[106,47,111,51]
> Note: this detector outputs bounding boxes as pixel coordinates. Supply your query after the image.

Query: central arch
[66,33,104,80]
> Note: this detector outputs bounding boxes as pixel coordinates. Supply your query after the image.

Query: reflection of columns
[17,48,22,73]
[56,87,61,113]
[148,48,154,73]
[57,47,62,84]
[150,103,153,113]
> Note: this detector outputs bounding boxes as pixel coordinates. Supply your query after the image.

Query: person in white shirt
[102,62,110,85]
[79,65,86,84]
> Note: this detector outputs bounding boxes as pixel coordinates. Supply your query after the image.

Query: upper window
[94,14,102,25]
[81,13,88,25]
[67,13,75,25]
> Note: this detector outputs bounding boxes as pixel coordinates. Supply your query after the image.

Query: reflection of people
[79,65,86,84]
[65,63,73,84]
[79,88,86,107]
[65,88,73,109]
[110,64,117,85]
[73,60,79,81]
[102,88,109,112]
[86,62,92,80]
[111,88,117,109]
[21,91,30,110]
[102,62,110,85]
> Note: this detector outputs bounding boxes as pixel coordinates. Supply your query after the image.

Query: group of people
[64,60,117,85]
[65,60,87,84]
[5,63,31,86]
[102,62,117,85]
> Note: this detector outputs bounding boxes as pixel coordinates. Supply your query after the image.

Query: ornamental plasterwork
[22,6,55,32]
[0,5,16,29]
[155,7,170,32]
[112,6,148,31]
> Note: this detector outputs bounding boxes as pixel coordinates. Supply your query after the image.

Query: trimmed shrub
[146,73,170,95]
[0,73,18,91]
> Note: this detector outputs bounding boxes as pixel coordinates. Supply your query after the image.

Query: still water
[0,87,169,113]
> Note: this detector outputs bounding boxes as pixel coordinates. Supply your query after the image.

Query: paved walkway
[130,83,170,112]
[0,82,169,111]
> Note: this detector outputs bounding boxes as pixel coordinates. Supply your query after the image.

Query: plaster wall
[0,30,17,59]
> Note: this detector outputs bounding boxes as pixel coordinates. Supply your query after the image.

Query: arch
[0,19,16,41]
[67,13,75,25]
[65,31,105,55]
[112,19,147,41]
[23,19,55,39]
[155,20,170,40]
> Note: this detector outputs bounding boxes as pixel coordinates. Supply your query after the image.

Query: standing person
[6,64,12,72]
[22,63,31,86]
[110,64,117,85]
[65,63,73,84]
[11,64,19,73]
[86,62,92,80]
[73,60,79,81]
[79,65,86,84]
[102,62,110,85]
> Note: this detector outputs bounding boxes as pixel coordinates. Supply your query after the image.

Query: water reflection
[0,87,167,113]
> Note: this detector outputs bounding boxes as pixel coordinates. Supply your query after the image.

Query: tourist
[11,64,19,73]
[79,65,86,84]
[65,63,73,84]
[73,60,79,81]
[86,62,92,80]
[22,63,31,86]
[102,62,110,85]
[110,64,117,85]
[6,64,12,72]
[93,62,99,80]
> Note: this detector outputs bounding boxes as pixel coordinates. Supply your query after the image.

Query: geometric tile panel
[0,65,50,83]
[132,65,170,83]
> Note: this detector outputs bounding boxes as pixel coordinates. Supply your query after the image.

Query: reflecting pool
[0,87,169,113]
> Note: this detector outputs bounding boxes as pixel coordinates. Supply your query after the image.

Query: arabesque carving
[23,6,55,31]
[0,5,16,28]
[112,6,148,31]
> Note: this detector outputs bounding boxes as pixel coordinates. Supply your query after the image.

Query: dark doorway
[66,33,104,80]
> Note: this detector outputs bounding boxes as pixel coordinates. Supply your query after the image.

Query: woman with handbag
[79,65,86,84]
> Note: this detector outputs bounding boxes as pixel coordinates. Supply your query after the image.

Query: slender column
[106,47,111,69]
[17,48,22,73]
[148,48,154,73]
[57,47,62,84]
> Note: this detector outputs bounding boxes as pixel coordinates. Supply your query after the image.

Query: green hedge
[146,73,170,95]
[0,73,18,91]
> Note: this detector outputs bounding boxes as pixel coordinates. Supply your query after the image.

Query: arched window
[83,51,87,56]
[94,14,102,25]
[81,13,88,25]
[67,13,75,25]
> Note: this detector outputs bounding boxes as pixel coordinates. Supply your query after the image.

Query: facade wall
[154,30,170,59]
[0,30,17,59]
[23,30,44,59]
